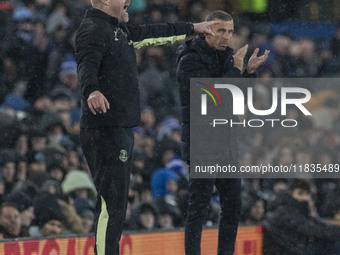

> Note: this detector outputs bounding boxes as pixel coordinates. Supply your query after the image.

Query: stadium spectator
[5,192,34,237]
[150,168,179,201]
[0,151,17,194]
[241,192,265,224]
[73,197,95,234]
[80,209,95,234]
[24,92,52,130]
[157,209,175,230]
[131,202,157,231]
[29,192,64,237]
[0,202,22,238]
[58,196,83,234]
[61,170,97,201]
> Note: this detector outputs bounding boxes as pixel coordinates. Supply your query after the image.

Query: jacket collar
[85,7,119,25]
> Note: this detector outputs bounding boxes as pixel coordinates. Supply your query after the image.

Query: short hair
[206,10,233,22]
[289,179,311,193]
[0,202,19,215]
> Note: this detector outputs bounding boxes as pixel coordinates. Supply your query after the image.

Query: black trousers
[185,178,242,255]
[80,127,134,255]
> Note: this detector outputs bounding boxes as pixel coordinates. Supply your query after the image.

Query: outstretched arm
[127,21,219,49]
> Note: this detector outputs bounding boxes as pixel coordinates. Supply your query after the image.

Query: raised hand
[87,90,110,115]
[233,44,249,71]
[193,20,220,36]
[247,48,270,73]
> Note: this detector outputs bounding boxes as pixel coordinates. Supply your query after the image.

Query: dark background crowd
[1,0,340,253]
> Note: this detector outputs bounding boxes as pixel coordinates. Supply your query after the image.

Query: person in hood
[263,179,340,255]
[176,10,269,255]
[150,168,179,199]
[75,0,218,253]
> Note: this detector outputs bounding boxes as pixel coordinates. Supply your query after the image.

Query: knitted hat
[59,54,77,79]
[1,93,28,111]
[12,5,32,23]
[6,192,33,212]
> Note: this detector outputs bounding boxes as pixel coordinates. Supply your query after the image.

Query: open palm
[247,48,270,73]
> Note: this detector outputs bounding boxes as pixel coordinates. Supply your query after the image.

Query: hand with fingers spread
[247,48,270,73]
[87,90,110,115]
[233,44,249,72]
[193,20,220,37]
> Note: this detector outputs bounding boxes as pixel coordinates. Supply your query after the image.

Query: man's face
[21,206,34,227]
[140,211,155,230]
[34,96,52,112]
[0,206,22,236]
[2,162,16,183]
[250,200,265,221]
[40,220,62,236]
[107,0,130,23]
[205,19,234,51]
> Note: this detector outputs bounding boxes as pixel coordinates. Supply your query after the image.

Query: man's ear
[205,35,212,43]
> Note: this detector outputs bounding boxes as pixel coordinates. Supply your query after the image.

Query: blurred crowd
[0,0,340,252]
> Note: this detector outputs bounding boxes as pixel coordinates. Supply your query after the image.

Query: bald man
[75,0,217,254]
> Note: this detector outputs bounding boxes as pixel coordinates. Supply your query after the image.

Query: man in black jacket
[263,179,340,255]
[176,11,269,255]
[75,0,218,254]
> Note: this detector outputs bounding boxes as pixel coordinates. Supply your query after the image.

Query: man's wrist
[233,65,243,72]
[246,68,255,74]
[87,89,100,99]
[244,69,257,78]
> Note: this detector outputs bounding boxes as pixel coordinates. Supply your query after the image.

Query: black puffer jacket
[176,36,255,161]
[263,191,340,255]
[75,8,194,128]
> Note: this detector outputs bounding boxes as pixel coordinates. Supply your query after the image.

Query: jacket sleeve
[177,52,211,126]
[127,22,194,49]
[75,26,108,98]
[176,51,211,161]
[177,51,212,118]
